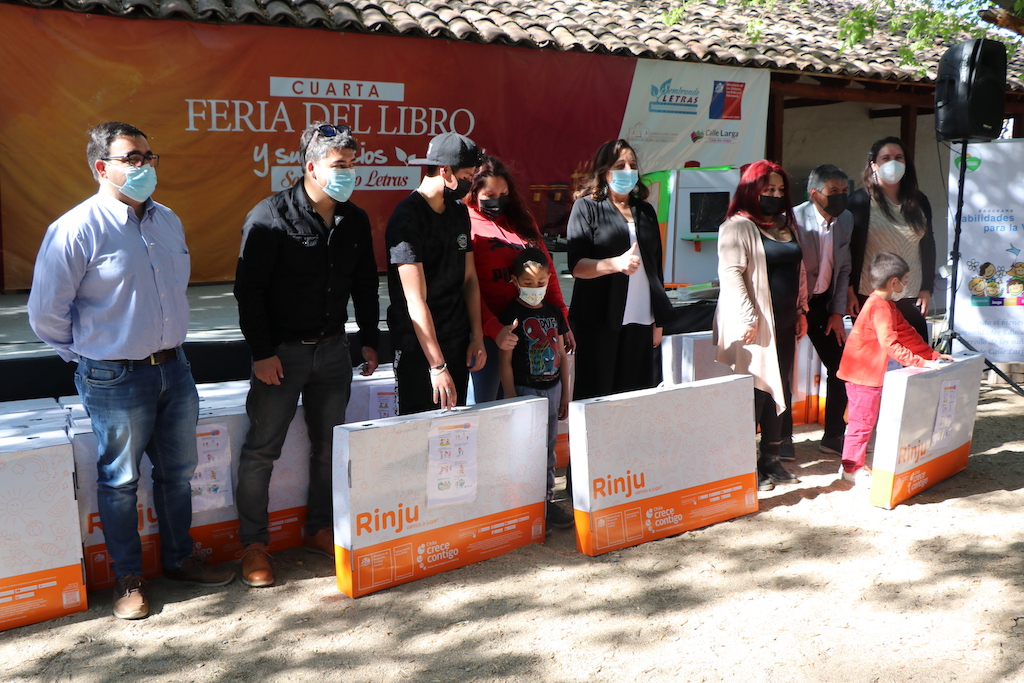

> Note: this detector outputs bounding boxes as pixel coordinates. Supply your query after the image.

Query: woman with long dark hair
[566,139,673,400]
[714,160,807,491]
[466,155,572,403]
[848,136,936,342]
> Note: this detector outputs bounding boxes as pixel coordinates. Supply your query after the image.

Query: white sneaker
[839,466,871,487]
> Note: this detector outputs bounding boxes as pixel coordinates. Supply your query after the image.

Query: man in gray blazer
[782,164,853,458]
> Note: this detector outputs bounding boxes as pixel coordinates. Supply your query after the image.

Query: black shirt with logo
[386,191,472,348]
[500,299,568,390]
[234,180,380,361]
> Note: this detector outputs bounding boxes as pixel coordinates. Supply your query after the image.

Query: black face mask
[444,177,472,202]
[821,192,849,218]
[759,195,784,216]
[479,195,510,219]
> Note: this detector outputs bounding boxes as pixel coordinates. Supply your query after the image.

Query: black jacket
[566,196,674,328]
[849,187,936,295]
[234,181,380,361]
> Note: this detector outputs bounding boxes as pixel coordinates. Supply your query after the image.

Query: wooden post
[767,90,785,163]
[901,105,918,161]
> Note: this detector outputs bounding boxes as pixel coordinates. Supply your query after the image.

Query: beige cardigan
[713,216,808,415]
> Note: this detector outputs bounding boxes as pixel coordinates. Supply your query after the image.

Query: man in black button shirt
[233,122,380,586]
[386,132,486,414]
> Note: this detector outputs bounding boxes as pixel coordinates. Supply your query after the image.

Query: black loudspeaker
[935,39,1006,142]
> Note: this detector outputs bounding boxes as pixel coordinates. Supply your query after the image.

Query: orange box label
[336,503,545,598]
[575,474,758,556]
[83,507,306,590]
[0,564,87,631]
[870,442,971,509]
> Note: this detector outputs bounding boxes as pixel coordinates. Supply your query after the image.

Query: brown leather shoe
[240,543,274,587]
[304,527,335,558]
[163,555,235,586]
[113,575,148,620]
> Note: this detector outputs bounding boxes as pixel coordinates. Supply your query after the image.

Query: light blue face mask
[116,165,158,202]
[322,167,356,203]
[608,169,638,195]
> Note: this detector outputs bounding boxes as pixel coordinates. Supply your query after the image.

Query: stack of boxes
[0,364,398,629]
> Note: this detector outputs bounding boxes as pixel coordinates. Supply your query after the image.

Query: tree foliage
[662,0,1024,66]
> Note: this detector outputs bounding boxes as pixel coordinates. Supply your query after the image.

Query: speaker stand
[935,140,1024,397]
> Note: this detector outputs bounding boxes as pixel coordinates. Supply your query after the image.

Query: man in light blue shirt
[28,121,234,620]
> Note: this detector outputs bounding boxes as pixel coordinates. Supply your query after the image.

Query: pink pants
[842,382,883,472]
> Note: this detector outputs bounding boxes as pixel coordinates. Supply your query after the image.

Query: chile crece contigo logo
[593,470,646,499]
[356,503,420,536]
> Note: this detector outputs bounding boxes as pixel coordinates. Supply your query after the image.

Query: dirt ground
[2,379,1024,683]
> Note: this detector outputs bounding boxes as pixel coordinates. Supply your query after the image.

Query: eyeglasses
[102,153,160,168]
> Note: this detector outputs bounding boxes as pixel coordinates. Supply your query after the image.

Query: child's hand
[939,354,953,362]
[558,401,569,420]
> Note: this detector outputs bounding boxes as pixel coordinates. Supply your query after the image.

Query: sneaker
[545,501,575,529]
[163,555,235,587]
[757,472,775,492]
[819,436,845,456]
[112,575,148,620]
[778,438,796,462]
[839,465,872,487]
[240,543,274,588]
[304,527,335,558]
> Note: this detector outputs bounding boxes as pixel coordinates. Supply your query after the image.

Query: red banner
[0,5,637,289]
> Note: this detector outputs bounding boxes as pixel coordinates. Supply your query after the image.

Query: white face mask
[517,285,547,307]
[891,280,908,301]
[875,160,906,185]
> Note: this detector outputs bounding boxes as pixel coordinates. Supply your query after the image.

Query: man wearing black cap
[386,132,486,414]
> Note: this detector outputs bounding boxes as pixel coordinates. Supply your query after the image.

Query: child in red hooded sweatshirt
[837,252,951,487]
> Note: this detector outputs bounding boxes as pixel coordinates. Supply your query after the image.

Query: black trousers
[782,294,848,440]
[571,322,657,401]
[755,318,795,453]
[394,337,470,415]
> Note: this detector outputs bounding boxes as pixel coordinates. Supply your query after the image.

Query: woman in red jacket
[466,156,574,403]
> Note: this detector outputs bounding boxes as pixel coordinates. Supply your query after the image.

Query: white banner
[948,140,1024,362]
[619,61,769,173]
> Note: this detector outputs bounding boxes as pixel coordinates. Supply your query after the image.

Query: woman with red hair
[714,160,808,491]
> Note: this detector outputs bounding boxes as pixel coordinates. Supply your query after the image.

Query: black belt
[109,347,180,365]
[300,332,345,345]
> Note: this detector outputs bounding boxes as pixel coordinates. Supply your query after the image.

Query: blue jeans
[75,350,199,579]
[516,383,560,501]
[468,337,503,405]
[236,336,351,545]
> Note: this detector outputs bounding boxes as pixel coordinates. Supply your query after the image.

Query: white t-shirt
[622,221,654,325]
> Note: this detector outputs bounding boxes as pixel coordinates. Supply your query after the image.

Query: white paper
[373,389,396,420]
[191,422,233,511]
[426,414,479,507]
[931,380,960,451]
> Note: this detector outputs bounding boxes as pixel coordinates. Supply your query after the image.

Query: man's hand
[496,319,519,351]
[255,356,284,385]
[846,286,861,316]
[614,242,641,275]
[653,325,663,348]
[431,368,458,411]
[467,335,487,372]
[360,347,379,376]
[796,313,808,341]
[825,312,847,346]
